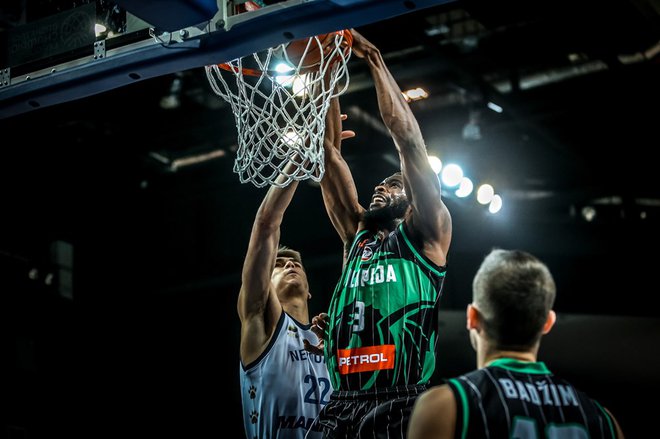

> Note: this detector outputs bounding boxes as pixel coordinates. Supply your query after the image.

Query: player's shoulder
[446,368,490,392]
[418,383,455,407]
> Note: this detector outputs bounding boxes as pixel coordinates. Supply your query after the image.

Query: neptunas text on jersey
[289,348,326,364]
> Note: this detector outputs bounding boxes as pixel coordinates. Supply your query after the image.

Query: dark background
[1,0,659,437]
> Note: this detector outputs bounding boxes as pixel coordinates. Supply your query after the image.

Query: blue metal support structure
[0,0,456,119]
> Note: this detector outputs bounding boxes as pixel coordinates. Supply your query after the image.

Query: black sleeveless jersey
[325,223,447,391]
[448,358,618,439]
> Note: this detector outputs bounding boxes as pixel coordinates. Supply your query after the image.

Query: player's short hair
[472,248,556,350]
[277,245,303,265]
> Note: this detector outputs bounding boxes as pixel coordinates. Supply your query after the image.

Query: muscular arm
[353,30,452,266]
[237,177,299,365]
[321,95,364,262]
[407,385,456,439]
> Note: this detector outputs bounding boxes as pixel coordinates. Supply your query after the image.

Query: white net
[205,30,352,187]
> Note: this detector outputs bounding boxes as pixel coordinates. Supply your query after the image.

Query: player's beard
[363,197,410,231]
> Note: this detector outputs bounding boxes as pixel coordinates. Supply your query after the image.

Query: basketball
[284,31,353,71]
[285,33,333,70]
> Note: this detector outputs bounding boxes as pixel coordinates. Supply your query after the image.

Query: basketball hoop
[205,30,352,188]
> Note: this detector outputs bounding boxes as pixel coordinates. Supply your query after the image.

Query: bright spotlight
[291,74,310,97]
[275,62,294,73]
[274,62,295,85]
[402,87,429,102]
[283,130,302,147]
[487,101,503,113]
[428,156,442,174]
[455,177,473,198]
[441,164,463,187]
[477,184,495,204]
[489,194,502,213]
[581,206,596,222]
[94,23,107,37]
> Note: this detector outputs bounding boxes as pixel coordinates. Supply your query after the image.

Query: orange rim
[216,63,267,77]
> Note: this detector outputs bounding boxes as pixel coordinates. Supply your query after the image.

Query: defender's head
[272,246,311,301]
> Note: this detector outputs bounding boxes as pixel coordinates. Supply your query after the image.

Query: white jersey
[240,312,331,439]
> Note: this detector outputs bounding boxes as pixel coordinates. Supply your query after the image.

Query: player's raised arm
[351,29,451,266]
[320,95,364,263]
[237,175,298,364]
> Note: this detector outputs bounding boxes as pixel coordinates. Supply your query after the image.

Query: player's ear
[466,304,480,330]
[541,310,556,335]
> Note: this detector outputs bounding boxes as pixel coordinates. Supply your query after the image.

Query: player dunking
[304,29,452,438]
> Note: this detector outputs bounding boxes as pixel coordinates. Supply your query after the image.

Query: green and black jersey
[448,358,618,439]
[325,223,447,391]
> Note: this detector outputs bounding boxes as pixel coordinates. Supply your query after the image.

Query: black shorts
[307,384,427,439]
